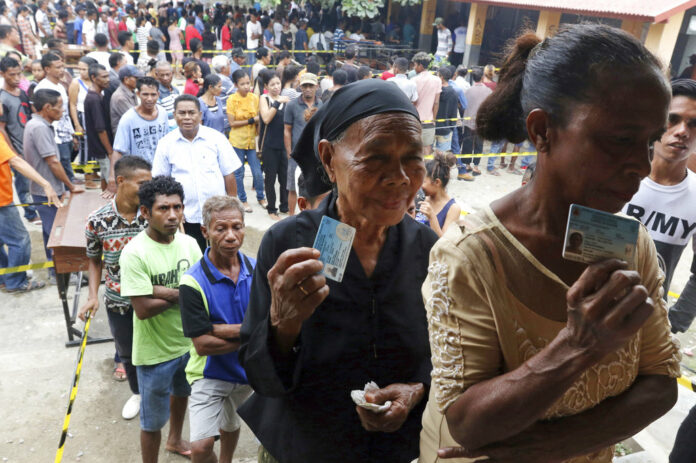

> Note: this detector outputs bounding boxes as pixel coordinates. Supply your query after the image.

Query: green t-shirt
[120,230,203,366]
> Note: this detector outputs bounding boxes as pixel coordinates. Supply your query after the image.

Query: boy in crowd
[23,89,83,283]
[79,156,152,420]
[623,78,696,334]
[434,67,458,153]
[179,196,255,463]
[120,176,202,462]
[108,76,169,196]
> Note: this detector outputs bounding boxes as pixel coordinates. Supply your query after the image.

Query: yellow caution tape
[678,375,695,392]
[0,261,54,275]
[425,151,538,159]
[54,313,91,463]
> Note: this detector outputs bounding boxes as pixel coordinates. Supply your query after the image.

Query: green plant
[392,0,422,5]
[341,0,384,18]
[259,0,282,9]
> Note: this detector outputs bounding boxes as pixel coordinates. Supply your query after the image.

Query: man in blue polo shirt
[179,195,254,463]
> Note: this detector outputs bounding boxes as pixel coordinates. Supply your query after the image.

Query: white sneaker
[121,394,141,420]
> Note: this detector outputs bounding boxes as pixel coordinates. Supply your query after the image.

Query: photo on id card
[562,204,639,265]
[312,216,356,282]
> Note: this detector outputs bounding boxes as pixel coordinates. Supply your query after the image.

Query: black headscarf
[291,79,421,197]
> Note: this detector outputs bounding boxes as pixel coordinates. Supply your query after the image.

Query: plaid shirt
[17,16,35,59]
[85,200,147,313]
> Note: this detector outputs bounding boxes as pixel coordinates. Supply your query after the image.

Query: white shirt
[453,75,471,91]
[246,20,262,49]
[82,19,96,47]
[86,50,111,70]
[349,33,365,41]
[387,74,418,102]
[34,79,74,144]
[308,31,328,50]
[152,125,242,224]
[35,9,48,37]
[273,21,283,45]
[453,26,467,53]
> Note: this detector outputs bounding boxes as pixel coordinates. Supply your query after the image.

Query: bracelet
[248,117,255,125]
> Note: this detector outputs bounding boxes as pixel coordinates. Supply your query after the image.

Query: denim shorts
[137,353,191,432]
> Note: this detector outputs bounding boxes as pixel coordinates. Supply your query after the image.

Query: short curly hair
[138,176,185,211]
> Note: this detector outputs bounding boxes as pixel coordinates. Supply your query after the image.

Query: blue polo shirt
[180,248,255,384]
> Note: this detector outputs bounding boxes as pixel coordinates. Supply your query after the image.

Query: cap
[118,65,144,80]
[432,17,443,26]
[299,73,318,86]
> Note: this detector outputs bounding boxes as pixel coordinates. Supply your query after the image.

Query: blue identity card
[562,204,639,265]
[313,216,356,282]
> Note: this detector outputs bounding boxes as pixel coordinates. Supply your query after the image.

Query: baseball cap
[432,17,444,26]
[299,73,318,86]
[118,65,144,80]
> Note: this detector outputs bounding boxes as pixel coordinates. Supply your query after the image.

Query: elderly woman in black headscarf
[238,80,438,463]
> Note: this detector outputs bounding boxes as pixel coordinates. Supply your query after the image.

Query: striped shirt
[435,27,453,58]
[85,200,147,313]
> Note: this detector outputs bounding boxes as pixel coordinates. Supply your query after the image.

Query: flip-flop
[113,366,127,382]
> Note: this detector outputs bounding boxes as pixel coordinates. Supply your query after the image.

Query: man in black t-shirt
[434,67,458,153]
[0,56,38,222]
[84,63,113,190]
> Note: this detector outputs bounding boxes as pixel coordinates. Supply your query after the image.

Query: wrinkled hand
[78,298,99,322]
[565,259,653,360]
[356,383,425,433]
[268,247,329,328]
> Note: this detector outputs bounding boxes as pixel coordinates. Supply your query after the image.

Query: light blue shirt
[113,106,170,163]
[449,79,468,110]
[152,125,242,224]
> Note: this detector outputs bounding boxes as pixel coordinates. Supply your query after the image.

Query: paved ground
[0,162,693,462]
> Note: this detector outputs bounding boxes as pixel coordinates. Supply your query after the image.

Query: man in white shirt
[622,79,696,334]
[86,33,112,70]
[246,11,262,69]
[82,9,97,48]
[35,0,52,40]
[152,94,240,252]
[452,22,467,66]
[453,65,471,92]
[387,57,417,103]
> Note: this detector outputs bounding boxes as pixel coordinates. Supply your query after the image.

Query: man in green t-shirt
[120,175,202,462]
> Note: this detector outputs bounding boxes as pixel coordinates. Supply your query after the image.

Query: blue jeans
[58,141,75,182]
[434,133,453,152]
[33,194,58,275]
[233,147,264,203]
[514,140,535,168]
[486,140,506,171]
[137,353,191,432]
[0,204,31,289]
[246,50,256,76]
[12,168,37,220]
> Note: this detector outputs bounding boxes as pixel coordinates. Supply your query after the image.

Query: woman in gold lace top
[419,24,681,463]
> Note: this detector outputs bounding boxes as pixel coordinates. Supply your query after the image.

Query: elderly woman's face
[537,69,669,213]
[322,113,424,226]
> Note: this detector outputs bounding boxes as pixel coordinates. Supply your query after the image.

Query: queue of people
[0,7,692,463]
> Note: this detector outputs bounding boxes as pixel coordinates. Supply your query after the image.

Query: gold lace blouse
[418,207,681,463]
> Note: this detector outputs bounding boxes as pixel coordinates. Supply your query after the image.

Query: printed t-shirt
[113,106,169,163]
[120,231,203,365]
[622,171,696,292]
[0,89,31,153]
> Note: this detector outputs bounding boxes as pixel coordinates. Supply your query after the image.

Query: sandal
[242,202,253,213]
[113,365,127,382]
[6,280,46,293]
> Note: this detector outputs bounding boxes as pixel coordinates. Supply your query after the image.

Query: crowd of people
[0,1,692,462]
